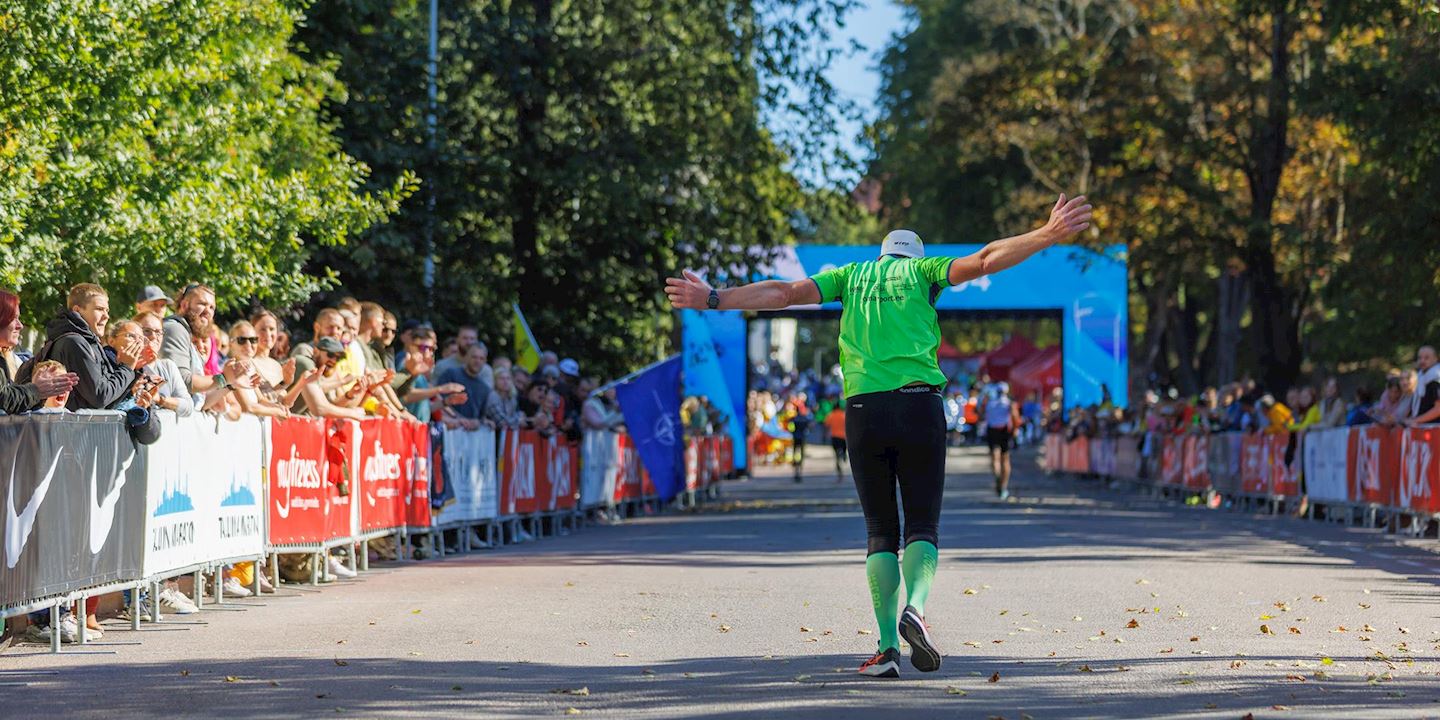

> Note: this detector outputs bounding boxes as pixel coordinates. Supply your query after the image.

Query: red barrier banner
[1240,434,1269,494]
[1182,434,1210,490]
[1064,437,1090,473]
[500,430,545,515]
[1350,426,1397,505]
[407,423,433,529]
[615,434,644,501]
[1267,432,1300,497]
[718,435,735,475]
[1398,427,1440,514]
[268,417,334,546]
[1160,436,1182,486]
[547,435,578,511]
[357,419,410,533]
[705,436,723,486]
[684,439,701,491]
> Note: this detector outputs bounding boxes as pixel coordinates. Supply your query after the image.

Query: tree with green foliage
[0,0,413,321]
[298,0,858,378]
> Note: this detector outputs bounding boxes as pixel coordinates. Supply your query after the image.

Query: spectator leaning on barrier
[1316,377,1346,428]
[1407,345,1440,427]
[224,320,290,419]
[433,324,478,379]
[0,289,78,414]
[581,381,624,432]
[133,311,194,416]
[292,335,364,421]
[1348,387,1376,426]
[1373,370,1409,426]
[162,283,216,393]
[436,343,491,429]
[249,310,300,400]
[484,367,524,428]
[17,284,148,413]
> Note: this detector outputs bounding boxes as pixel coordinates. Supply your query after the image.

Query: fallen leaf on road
[964,589,978,595]
[683,672,696,679]
[1272,705,1291,711]
[1204,703,1217,709]
[1359,635,1373,641]
[564,581,575,587]
[614,653,630,658]
[1260,624,1275,636]
[334,659,348,667]
[1178,679,1194,685]
[1259,614,1275,620]
[1079,664,1094,672]
[989,672,1001,683]
[180,670,190,677]
[822,630,833,636]
[1363,588,1371,594]
[964,641,982,648]
[368,621,376,626]
[1363,624,1376,632]
[1136,579,1151,585]
[224,676,239,683]
[1359,603,1371,609]
[793,675,812,682]
[336,640,346,644]
[1126,619,1140,629]
[315,693,330,699]
[1312,594,1326,602]
[1320,657,1333,665]
[857,629,872,635]
[1189,636,1200,642]
[1000,610,1009,616]
[799,627,812,633]
[269,681,279,687]
[1399,627,1411,634]
[408,652,421,656]
[1160,648,1175,654]
[719,625,731,633]
[1285,674,1306,682]
[1072,616,1083,621]
[993,640,1004,644]
[452,685,463,691]
[1313,671,1329,680]
[577,641,589,646]
[565,708,581,716]
[804,638,819,643]
[1230,660,1245,669]
[1289,627,1301,635]
[551,688,591,696]
[411,609,422,614]
[945,686,968,696]
[641,669,656,676]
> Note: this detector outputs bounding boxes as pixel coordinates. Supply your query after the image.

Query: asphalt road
[4,445,1440,719]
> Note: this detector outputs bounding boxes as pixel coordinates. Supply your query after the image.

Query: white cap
[880,229,924,258]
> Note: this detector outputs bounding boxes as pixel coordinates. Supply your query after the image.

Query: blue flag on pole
[681,310,746,472]
[615,355,684,502]
[701,311,748,470]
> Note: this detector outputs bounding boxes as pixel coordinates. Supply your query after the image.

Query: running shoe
[158,587,199,614]
[899,605,943,672]
[327,556,358,579]
[221,577,254,598]
[857,647,901,678]
[998,489,1010,501]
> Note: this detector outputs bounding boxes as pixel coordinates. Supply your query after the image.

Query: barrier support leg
[347,546,358,576]
[436,529,447,557]
[149,581,161,624]
[311,553,320,586]
[270,554,281,589]
[213,571,224,605]
[50,604,60,654]
[76,594,87,645]
[361,540,370,572]
[193,570,205,610]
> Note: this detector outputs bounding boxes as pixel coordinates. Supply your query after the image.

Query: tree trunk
[1245,0,1302,394]
[1214,269,1249,387]
[512,0,553,329]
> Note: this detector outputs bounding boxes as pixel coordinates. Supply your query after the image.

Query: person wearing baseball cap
[664,193,1093,679]
[134,285,172,317]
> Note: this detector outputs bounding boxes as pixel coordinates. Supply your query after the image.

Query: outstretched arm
[665,272,820,311]
[948,194,1093,286]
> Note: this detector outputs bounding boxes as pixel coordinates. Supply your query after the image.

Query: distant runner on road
[666,194,1093,679]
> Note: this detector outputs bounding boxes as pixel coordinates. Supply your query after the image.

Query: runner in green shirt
[666,194,1092,678]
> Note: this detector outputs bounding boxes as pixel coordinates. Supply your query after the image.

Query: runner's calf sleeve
[866,552,902,652]
[901,540,938,614]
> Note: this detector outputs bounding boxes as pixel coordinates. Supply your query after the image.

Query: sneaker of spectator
[24,614,78,644]
[221,576,254,598]
[157,586,199,614]
[327,556,358,580]
[118,596,163,623]
[133,285,172,317]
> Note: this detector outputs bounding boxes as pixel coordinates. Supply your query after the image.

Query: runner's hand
[664,270,713,310]
[1044,194,1093,243]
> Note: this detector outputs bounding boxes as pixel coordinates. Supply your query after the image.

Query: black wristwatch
[706,288,720,310]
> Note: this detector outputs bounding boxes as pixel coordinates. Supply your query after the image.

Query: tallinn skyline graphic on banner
[220,475,256,507]
[154,482,193,517]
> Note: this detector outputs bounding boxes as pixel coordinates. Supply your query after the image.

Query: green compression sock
[865,552,902,652]
[901,541,939,614]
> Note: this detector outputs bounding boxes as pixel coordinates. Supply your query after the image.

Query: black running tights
[844,389,946,556]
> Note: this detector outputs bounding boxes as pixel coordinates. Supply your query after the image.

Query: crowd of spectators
[0,281,631,644]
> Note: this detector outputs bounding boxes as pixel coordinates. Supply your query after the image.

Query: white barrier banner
[142,413,266,578]
[436,426,497,525]
[1302,427,1349,503]
[580,430,619,508]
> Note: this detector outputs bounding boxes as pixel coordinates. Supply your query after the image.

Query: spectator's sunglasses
[179,283,201,301]
[234,336,259,345]
[416,343,435,353]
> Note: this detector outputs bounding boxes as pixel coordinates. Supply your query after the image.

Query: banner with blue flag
[701,311,748,470]
[681,310,746,472]
[615,355,684,502]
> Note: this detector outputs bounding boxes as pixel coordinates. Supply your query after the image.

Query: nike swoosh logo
[5,450,63,569]
[89,447,135,555]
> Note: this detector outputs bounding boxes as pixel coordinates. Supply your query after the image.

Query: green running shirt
[810,256,956,399]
